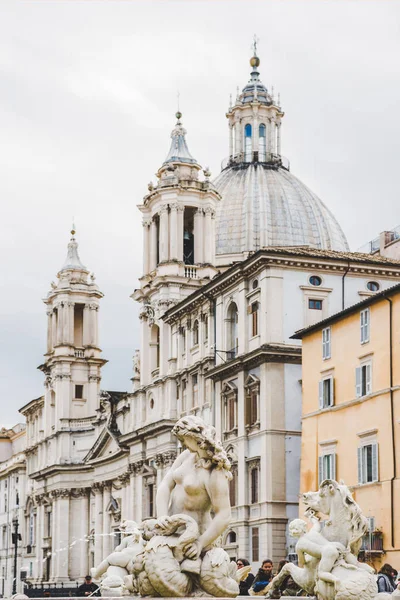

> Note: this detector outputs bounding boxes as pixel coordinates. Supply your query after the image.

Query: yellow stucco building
[293,283,400,569]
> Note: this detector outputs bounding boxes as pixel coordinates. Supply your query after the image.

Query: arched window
[244,124,252,162]
[227,530,237,544]
[150,325,160,373]
[227,302,239,359]
[259,124,266,161]
[192,320,199,346]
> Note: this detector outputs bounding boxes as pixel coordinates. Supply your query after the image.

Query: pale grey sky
[1,0,400,427]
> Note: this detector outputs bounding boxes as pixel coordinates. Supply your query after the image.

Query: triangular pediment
[84,426,121,462]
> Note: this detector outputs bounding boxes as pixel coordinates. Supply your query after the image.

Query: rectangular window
[204,316,209,343]
[318,453,336,484]
[309,299,323,310]
[251,528,260,563]
[229,470,237,507]
[75,384,84,399]
[250,467,259,504]
[246,391,258,426]
[358,443,378,484]
[192,374,198,407]
[360,308,370,344]
[148,484,154,517]
[227,397,236,430]
[322,327,331,359]
[355,363,372,398]
[318,376,334,409]
[182,380,187,412]
[250,302,259,337]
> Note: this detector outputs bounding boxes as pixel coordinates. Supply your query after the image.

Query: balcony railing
[360,532,384,553]
[74,349,85,358]
[221,152,290,172]
[184,265,198,279]
[226,347,238,361]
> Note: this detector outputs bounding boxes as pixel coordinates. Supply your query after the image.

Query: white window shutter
[372,443,379,482]
[331,453,336,481]
[318,456,324,484]
[360,311,364,343]
[322,329,326,358]
[329,377,334,407]
[327,327,331,358]
[365,309,370,342]
[366,363,372,395]
[319,381,324,409]
[357,447,364,484]
[355,367,362,398]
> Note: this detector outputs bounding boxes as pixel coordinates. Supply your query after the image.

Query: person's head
[236,558,250,569]
[278,560,288,573]
[172,415,232,477]
[261,560,273,574]
[289,518,307,539]
[392,569,398,579]
[84,576,92,583]
[379,564,394,577]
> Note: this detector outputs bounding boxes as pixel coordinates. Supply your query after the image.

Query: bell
[184,230,191,241]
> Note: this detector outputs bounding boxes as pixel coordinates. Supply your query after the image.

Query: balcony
[184,265,198,279]
[221,152,290,172]
[74,348,85,358]
[226,347,238,361]
[359,531,384,554]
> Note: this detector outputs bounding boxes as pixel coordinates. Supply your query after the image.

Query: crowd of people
[236,558,303,597]
[236,558,400,597]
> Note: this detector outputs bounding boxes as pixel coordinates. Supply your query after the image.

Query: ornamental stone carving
[154,451,177,468]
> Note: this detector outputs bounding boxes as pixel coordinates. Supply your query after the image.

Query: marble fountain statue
[92,415,248,597]
[91,417,392,599]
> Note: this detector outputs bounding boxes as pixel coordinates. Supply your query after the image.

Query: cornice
[206,344,302,380]
[118,419,176,445]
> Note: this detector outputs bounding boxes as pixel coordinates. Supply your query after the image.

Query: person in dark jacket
[236,558,255,595]
[251,559,274,594]
[377,564,396,593]
[77,576,100,597]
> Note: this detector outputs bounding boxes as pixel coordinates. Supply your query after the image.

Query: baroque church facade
[2,50,400,595]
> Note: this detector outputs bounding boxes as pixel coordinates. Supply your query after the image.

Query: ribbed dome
[213,164,349,255]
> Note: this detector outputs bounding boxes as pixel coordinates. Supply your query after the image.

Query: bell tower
[133,113,220,387]
[40,227,107,447]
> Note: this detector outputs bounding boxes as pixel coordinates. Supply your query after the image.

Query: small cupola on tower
[137,112,221,287]
[225,41,285,169]
[40,226,107,436]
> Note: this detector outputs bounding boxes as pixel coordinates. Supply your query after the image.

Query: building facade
[293,283,400,569]
[2,48,400,593]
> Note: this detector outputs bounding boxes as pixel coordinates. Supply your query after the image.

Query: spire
[163,112,198,166]
[60,224,87,273]
[250,34,261,82]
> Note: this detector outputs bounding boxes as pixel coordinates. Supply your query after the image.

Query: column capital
[159,204,169,215]
[169,202,179,211]
[142,218,152,227]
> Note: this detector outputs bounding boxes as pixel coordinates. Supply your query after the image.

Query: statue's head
[289,518,308,538]
[172,415,232,478]
[119,520,141,540]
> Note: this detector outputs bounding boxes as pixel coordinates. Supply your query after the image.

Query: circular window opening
[367,281,380,292]
[149,397,154,410]
[309,275,322,287]
[252,279,259,290]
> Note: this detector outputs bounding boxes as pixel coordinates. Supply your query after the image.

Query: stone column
[90,304,98,347]
[169,204,178,261]
[142,219,151,275]
[128,470,135,521]
[158,205,169,263]
[55,492,70,581]
[149,218,158,271]
[56,304,63,345]
[235,121,241,155]
[269,118,275,154]
[102,484,112,558]
[68,302,74,345]
[94,487,103,566]
[80,491,90,577]
[83,304,91,347]
[50,499,57,581]
[62,303,69,344]
[52,310,57,348]
[252,111,259,152]
[204,208,213,264]
[36,502,44,580]
[193,208,204,265]
[229,123,233,157]
[277,121,281,156]
[46,310,53,353]
[176,206,184,262]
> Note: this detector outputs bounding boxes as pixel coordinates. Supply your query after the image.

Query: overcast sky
[1,0,400,428]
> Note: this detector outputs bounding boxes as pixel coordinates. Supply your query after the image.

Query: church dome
[213,163,349,255]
